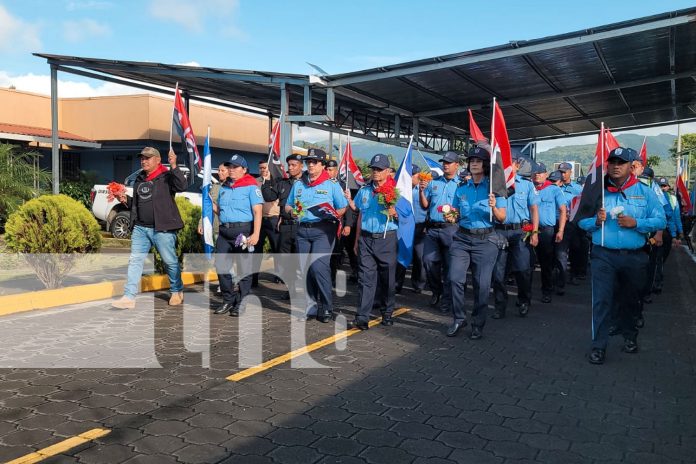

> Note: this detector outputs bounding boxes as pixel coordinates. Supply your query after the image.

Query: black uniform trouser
[554,226,569,291]
[535,226,557,296]
[330,224,353,283]
[591,247,647,350]
[449,230,500,328]
[423,224,458,310]
[356,231,397,323]
[396,222,427,291]
[654,231,673,292]
[296,222,335,317]
[567,222,589,278]
[493,228,532,312]
[215,223,253,306]
[252,216,279,284]
[277,221,297,290]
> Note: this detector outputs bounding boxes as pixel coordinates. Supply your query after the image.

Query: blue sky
[1,0,695,148]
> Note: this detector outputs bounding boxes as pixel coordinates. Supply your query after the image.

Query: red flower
[522,223,534,233]
[106,182,126,202]
[374,183,400,210]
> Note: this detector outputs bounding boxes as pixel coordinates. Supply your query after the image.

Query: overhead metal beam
[415,70,696,117]
[326,13,695,87]
[592,41,636,125]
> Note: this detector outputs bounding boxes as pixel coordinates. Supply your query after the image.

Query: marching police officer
[261,153,304,299]
[326,159,357,287]
[448,145,507,340]
[420,151,460,312]
[491,154,539,319]
[347,154,399,330]
[285,148,348,322]
[578,147,665,364]
[214,154,263,316]
[654,177,683,293]
[558,162,586,285]
[395,165,427,294]
[252,160,281,288]
[532,163,567,303]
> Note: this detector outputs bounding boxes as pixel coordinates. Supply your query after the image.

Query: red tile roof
[0,122,95,143]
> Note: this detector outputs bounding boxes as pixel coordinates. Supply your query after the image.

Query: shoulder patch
[255,188,262,198]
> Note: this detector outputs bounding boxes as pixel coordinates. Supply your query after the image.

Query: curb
[0,271,218,317]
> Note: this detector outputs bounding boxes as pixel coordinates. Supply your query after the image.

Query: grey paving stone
[267,445,322,464]
[435,431,487,450]
[353,429,403,447]
[266,427,319,447]
[447,449,503,464]
[472,424,520,442]
[313,436,366,456]
[390,422,439,439]
[570,442,624,461]
[75,444,138,464]
[173,443,229,464]
[485,440,538,460]
[360,446,416,464]
[519,432,570,451]
[400,438,452,458]
[132,435,187,454]
[180,427,231,445]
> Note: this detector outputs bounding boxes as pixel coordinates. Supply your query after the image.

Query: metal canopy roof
[35,7,696,150]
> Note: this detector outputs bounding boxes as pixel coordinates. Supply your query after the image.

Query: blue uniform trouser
[654,231,673,292]
[423,224,458,310]
[124,225,182,299]
[296,222,336,317]
[590,247,648,350]
[493,228,532,312]
[450,230,499,328]
[215,223,253,305]
[356,231,397,323]
[554,225,569,291]
[396,222,426,291]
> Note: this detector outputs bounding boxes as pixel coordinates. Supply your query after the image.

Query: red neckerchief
[535,180,553,191]
[145,164,168,181]
[606,175,639,193]
[227,173,257,188]
[304,170,330,187]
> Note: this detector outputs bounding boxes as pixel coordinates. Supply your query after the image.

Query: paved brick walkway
[1,248,695,463]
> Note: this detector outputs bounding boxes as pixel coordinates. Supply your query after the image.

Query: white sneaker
[112,296,136,309]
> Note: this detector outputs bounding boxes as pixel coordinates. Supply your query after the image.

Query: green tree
[646,155,661,168]
[670,133,696,168]
[0,143,51,233]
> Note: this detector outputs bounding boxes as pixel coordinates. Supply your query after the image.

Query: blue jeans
[124,225,182,299]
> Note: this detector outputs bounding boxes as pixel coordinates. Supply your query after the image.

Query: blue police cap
[640,166,655,179]
[368,153,390,170]
[439,151,460,163]
[411,165,421,175]
[532,162,547,174]
[466,145,490,161]
[558,162,573,172]
[458,168,471,180]
[226,154,248,169]
[286,154,301,163]
[326,159,339,168]
[548,170,562,182]
[607,147,636,163]
[657,177,669,187]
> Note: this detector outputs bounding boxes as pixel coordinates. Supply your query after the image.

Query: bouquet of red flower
[522,222,538,242]
[106,182,127,203]
[374,183,400,216]
[293,199,306,219]
[437,204,459,222]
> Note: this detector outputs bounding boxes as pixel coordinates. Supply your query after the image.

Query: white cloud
[0,71,146,97]
[0,4,42,53]
[176,61,201,67]
[149,0,244,36]
[63,18,111,43]
[66,1,114,11]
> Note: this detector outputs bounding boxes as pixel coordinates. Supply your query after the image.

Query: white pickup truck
[90,166,218,238]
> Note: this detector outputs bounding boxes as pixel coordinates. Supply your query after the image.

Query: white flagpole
[601,122,605,247]
[170,82,178,150]
[489,98,497,222]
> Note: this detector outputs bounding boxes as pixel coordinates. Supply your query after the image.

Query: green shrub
[0,144,50,233]
[4,194,102,288]
[153,197,203,274]
[59,181,92,209]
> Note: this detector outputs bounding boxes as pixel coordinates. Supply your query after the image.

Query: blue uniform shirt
[578,178,666,250]
[536,183,566,227]
[560,181,582,208]
[286,176,348,223]
[453,177,506,229]
[502,175,539,225]
[218,184,263,223]
[424,176,459,222]
[412,186,427,224]
[354,183,399,233]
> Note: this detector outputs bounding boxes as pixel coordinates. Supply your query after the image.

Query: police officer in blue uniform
[578,147,665,364]
[558,162,586,285]
[447,145,507,340]
[327,159,357,287]
[214,154,263,316]
[395,165,427,294]
[420,151,460,312]
[347,154,399,330]
[285,148,348,322]
[532,163,567,303]
[491,154,539,319]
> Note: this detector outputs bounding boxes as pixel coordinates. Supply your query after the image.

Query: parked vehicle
[90,166,219,238]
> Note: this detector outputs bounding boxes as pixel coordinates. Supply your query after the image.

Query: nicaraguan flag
[422,154,444,178]
[202,131,214,259]
[395,139,416,268]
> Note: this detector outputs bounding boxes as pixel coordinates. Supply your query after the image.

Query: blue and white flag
[202,129,214,259]
[421,153,444,178]
[395,138,416,268]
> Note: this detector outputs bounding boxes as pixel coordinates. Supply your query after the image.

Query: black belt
[429,222,457,229]
[459,226,494,236]
[280,219,297,225]
[361,230,396,239]
[495,223,521,231]
[221,221,252,229]
[299,221,334,228]
[596,246,643,255]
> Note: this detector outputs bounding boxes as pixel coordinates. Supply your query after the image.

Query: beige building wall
[0,89,269,154]
[0,88,51,128]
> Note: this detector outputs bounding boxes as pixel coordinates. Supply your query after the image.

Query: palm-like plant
[0,143,51,233]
